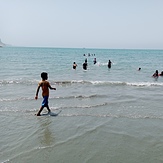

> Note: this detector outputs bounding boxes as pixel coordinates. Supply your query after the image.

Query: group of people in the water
[73,58,112,70]
[73,56,163,79]
[138,68,163,78]
[83,53,112,70]
[83,53,95,57]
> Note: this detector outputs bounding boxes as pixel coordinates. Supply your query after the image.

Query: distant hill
[0,39,6,47]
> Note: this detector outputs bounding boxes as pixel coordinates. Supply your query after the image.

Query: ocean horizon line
[2,45,163,51]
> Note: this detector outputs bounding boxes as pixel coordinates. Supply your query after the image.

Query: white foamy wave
[89,80,124,85]
[1,79,163,87]
[54,94,107,99]
[53,80,163,87]
[126,82,163,87]
[0,97,34,102]
[85,80,163,87]
[0,79,39,85]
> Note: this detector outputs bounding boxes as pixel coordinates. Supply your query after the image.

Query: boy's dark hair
[41,72,48,80]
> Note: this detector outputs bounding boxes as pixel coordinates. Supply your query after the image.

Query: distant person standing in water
[73,62,77,70]
[93,58,97,64]
[159,71,163,76]
[152,70,159,78]
[108,60,112,69]
[83,60,87,70]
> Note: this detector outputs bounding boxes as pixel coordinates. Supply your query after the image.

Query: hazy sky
[1,0,163,49]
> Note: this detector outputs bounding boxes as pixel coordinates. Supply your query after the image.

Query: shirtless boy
[35,72,56,116]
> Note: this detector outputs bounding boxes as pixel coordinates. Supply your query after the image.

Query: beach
[1,47,163,163]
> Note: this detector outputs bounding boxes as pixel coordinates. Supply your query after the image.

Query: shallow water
[0,47,163,163]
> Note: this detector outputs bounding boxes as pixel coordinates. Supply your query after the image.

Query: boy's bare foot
[35,113,41,116]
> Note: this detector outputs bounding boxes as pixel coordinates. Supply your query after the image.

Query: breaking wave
[0,79,163,87]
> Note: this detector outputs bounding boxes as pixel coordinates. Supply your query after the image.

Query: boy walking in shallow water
[35,72,56,116]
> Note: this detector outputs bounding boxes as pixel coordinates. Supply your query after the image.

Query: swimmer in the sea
[83,61,87,70]
[108,60,112,69]
[152,70,159,78]
[73,62,77,70]
[93,58,97,64]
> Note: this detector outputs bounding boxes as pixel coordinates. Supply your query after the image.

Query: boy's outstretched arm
[35,85,41,100]
[49,85,56,90]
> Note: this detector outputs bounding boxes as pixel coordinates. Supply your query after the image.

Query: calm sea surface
[0,47,163,163]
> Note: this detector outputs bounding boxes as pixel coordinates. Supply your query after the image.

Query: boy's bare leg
[47,105,51,113]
